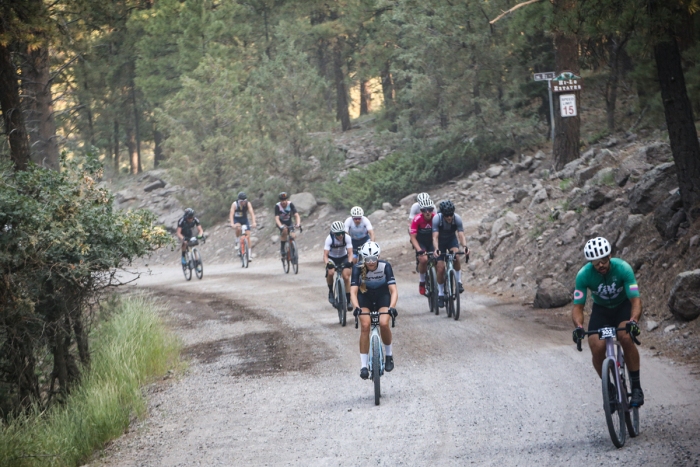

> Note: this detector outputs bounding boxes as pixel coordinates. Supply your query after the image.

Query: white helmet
[584,237,611,261]
[418,197,434,209]
[330,221,345,234]
[350,206,364,217]
[416,192,430,203]
[359,241,381,258]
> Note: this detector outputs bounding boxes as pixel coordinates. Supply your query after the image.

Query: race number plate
[598,327,616,339]
[370,312,380,325]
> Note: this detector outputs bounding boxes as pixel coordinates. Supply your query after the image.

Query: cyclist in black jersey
[229,192,257,259]
[323,221,354,306]
[274,192,301,258]
[432,200,469,307]
[176,208,204,266]
[350,241,398,379]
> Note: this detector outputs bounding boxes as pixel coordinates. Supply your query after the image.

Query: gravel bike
[576,326,641,448]
[281,225,302,274]
[182,236,205,281]
[441,250,465,320]
[331,262,351,326]
[355,309,396,405]
[419,252,439,314]
[238,225,250,268]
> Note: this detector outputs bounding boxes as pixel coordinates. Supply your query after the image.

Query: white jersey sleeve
[409,202,421,220]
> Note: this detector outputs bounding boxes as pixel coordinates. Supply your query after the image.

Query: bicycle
[182,236,205,281]
[440,250,465,320]
[355,309,396,405]
[238,225,250,268]
[281,225,302,274]
[418,252,439,314]
[331,262,350,326]
[576,326,641,448]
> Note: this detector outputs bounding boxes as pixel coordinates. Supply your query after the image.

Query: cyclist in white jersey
[344,206,375,258]
[323,221,354,307]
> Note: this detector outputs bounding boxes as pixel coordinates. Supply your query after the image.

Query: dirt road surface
[90,254,700,466]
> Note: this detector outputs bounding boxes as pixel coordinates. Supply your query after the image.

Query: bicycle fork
[605,338,624,406]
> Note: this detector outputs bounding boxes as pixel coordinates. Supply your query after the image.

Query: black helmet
[237,192,247,200]
[279,192,288,201]
[184,208,195,218]
[439,200,455,216]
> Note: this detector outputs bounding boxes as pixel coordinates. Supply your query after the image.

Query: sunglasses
[591,257,610,267]
[352,217,362,221]
[421,207,434,213]
[334,232,345,237]
[363,255,379,263]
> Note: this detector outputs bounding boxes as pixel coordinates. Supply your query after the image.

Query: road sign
[559,94,577,117]
[533,72,556,81]
[552,71,582,93]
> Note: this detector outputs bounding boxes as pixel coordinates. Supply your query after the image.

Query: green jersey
[573,258,640,308]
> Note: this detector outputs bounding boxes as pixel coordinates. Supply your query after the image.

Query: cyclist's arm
[629,297,642,323]
[457,231,467,249]
[197,225,204,236]
[248,204,257,227]
[275,215,282,228]
[347,246,355,263]
[368,229,375,241]
[409,233,422,252]
[294,212,301,227]
[176,226,184,241]
[229,202,236,227]
[432,231,439,254]
[572,303,585,328]
[388,283,398,308]
[323,249,330,264]
[350,285,360,309]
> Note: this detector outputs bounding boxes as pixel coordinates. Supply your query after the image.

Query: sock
[456,270,461,283]
[361,354,368,368]
[438,283,444,296]
[419,273,426,282]
[629,370,641,390]
[181,252,185,257]
[328,283,333,291]
[346,293,351,303]
[280,241,286,253]
[384,344,392,356]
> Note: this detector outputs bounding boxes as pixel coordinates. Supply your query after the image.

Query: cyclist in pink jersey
[409,197,436,295]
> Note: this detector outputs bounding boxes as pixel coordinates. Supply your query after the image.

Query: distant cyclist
[323,221,354,309]
[229,192,257,259]
[572,237,644,407]
[176,208,204,266]
[274,192,301,258]
[409,197,436,295]
[432,200,469,308]
[408,192,431,221]
[350,241,398,379]
[344,206,375,259]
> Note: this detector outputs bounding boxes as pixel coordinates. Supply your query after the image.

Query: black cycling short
[415,235,434,254]
[358,290,391,311]
[326,255,350,277]
[588,299,631,333]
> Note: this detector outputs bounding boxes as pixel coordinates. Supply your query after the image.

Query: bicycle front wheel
[427,266,438,314]
[602,357,626,448]
[623,362,640,438]
[450,270,460,320]
[372,336,381,406]
[193,248,203,279]
[336,276,347,326]
[282,243,290,273]
[291,240,299,274]
[183,252,193,281]
[242,238,249,268]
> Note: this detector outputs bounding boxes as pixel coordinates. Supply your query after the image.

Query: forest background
[2,0,700,420]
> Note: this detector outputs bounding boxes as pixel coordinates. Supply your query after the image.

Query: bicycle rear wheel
[336,276,347,326]
[446,270,454,318]
[193,248,203,279]
[450,270,460,320]
[241,238,249,268]
[291,240,299,274]
[623,362,640,437]
[182,252,192,281]
[372,336,381,406]
[602,357,626,448]
[426,267,437,313]
[282,243,290,273]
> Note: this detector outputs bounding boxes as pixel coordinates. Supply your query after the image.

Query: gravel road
[89,254,700,466]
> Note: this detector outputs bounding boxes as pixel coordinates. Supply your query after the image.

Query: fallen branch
[489,0,544,24]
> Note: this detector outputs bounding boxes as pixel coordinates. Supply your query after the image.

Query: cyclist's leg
[325,265,335,288]
[279,225,289,255]
[588,303,612,377]
[615,300,639,371]
[378,308,392,346]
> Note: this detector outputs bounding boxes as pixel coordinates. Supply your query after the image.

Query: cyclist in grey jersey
[344,206,375,255]
[432,200,469,307]
[323,221,354,306]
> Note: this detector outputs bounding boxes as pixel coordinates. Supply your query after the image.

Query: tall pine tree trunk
[333,38,351,131]
[553,26,580,170]
[130,77,142,172]
[113,120,120,172]
[24,44,59,170]
[605,36,625,134]
[360,80,370,115]
[0,40,30,171]
[127,124,138,175]
[654,37,700,219]
[154,127,165,168]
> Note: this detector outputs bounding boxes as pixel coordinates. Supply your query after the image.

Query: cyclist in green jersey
[571,237,644,407]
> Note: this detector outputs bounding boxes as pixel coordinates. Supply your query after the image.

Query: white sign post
[559,94,577,117]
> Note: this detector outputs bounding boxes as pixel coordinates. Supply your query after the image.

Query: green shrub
[0,295,180,467]
[559,178,574,191]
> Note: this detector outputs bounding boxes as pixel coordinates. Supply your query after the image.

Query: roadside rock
[528,188,548,210]
[668,269,700,321]
[616,214,644,249]
[382,202,393,212]
[292,192,318,216]
[515,156,533,172]
[646,320,659,332]
[512,188,529,203]
[485,166,503,178]
[642,142,673,165]
[144,179,166,192]
[615,153,653,187]
[368,209,388,223]
[560,227,578,245]
[628,162,677,214]
[116,189,138,204]
[653,192,684,240]
[533,278,571,308]
[583,186,609,210]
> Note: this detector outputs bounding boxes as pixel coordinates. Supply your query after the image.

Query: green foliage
[0,157,171,417]
[0,295,180,467]
[559,178,574,191]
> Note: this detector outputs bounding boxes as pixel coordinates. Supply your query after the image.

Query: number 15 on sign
[560,94,577,117]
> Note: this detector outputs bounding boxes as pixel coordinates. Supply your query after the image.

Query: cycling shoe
[360,367,369,380]
[385,356,394,372]
[630,387,644,407]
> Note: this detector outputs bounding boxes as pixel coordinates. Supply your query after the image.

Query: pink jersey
[410,212,435,236]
